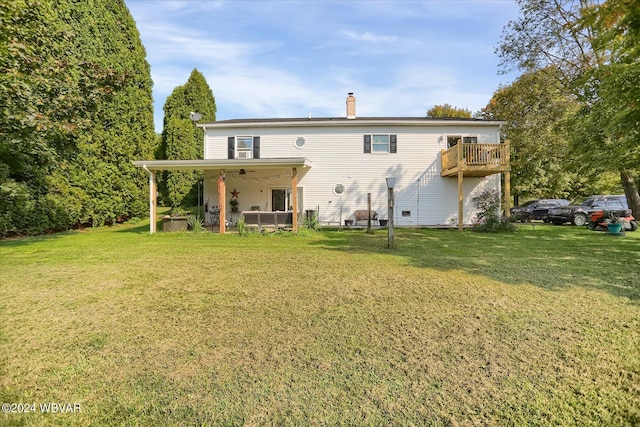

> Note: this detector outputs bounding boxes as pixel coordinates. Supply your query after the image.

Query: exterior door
[271,189,291,211]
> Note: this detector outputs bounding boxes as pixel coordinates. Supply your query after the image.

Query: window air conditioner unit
[237,151,250,159]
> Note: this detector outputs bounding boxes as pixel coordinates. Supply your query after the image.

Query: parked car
[546,195,629,226]
[510,199,571,222]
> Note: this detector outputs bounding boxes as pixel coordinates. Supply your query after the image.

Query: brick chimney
[346,92,356,119]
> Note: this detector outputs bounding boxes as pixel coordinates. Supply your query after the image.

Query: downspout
[142,164,156,234]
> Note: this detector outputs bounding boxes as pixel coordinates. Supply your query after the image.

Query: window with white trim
[447,135,477,148]
[447,135,461,148]
[228,136,260,159]
[363,134,397,153]
[236,136,253,159]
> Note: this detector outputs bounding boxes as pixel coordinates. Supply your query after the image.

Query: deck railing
[441,142,509,171]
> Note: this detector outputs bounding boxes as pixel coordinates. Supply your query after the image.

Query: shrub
[236,218,249,237]
[471,189,515,233]
[302,210,320,231]
[187,215,204,234]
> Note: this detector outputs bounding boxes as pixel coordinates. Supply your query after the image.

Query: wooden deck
[441,142,510,177]
[440,141,511,230]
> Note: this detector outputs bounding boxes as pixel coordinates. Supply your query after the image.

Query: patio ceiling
[132,157,312,171]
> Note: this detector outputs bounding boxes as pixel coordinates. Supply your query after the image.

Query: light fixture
[386,177,396,189]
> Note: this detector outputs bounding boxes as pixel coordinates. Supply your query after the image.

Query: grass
[1,222,639,426]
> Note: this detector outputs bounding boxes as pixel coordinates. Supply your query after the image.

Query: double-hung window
[364,134,397,154]
[228,136,260,159]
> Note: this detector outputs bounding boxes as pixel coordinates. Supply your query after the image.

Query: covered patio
[132,158,312,234]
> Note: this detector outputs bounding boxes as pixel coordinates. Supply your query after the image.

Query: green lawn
[1,223,639,426]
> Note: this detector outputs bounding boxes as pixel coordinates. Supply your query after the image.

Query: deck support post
[292,167,298,231]
[218,170,226,234]
[503,140,511,218]
[504,170,511,219]
[458,168,464,231]
[457,141,464,231]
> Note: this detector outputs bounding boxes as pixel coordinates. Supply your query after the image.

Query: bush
[302,210,320,231]
[471,189,516,233]
[187,215,204,234]
[236,218,250,237]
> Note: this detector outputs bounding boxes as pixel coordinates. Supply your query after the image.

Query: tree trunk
[620,170,640,219]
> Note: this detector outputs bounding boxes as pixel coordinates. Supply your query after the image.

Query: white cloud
[125,0,521,131]
[341,30,399,44]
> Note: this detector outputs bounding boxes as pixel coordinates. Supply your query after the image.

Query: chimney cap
[348,92,354,96]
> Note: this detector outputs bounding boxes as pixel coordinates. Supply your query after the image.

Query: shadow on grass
[0,230,70,248]
[311,225,640,302]
[115,222,156,234]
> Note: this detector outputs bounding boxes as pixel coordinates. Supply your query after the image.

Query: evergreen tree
[0,0,154,236]
[56,0,155,226]
[158,69,216,209]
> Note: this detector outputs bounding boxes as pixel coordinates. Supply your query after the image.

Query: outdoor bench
[242,211,293,231]
[353,209,378,225]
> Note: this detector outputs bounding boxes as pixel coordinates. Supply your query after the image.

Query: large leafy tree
[497,0,640,217]
[478,69,580,204]
[426,104,472,118]
[158,69,216,209]
[57,0,155,226]
[572,0,640,214]
[0,0,154,236]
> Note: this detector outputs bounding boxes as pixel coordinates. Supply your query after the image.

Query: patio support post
[218,170,226,234]
[150,170,157,234]
[142,165,157,234]
[149,172,158,234]
[292,167,298,231]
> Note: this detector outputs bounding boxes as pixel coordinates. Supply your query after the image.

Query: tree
[158,69,216,209]
[0,0,154,235]
[497,0,640,218]
[478,69,582,204]
[426,104,472,118]
[573,0,640,215]
[58,0,155,226]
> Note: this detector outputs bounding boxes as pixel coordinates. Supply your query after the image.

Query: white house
[134,93,510,233]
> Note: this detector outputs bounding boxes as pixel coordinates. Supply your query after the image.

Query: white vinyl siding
[204,122,501,226]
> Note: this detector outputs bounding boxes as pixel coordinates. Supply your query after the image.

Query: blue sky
[124,0,521,131]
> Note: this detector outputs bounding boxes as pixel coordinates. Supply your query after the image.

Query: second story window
[228,136,260,159]
[236,136,253,158]
[363,134,397,154]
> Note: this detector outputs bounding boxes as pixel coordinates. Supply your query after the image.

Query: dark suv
[547,195,629,226]
[510,199,571,222]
